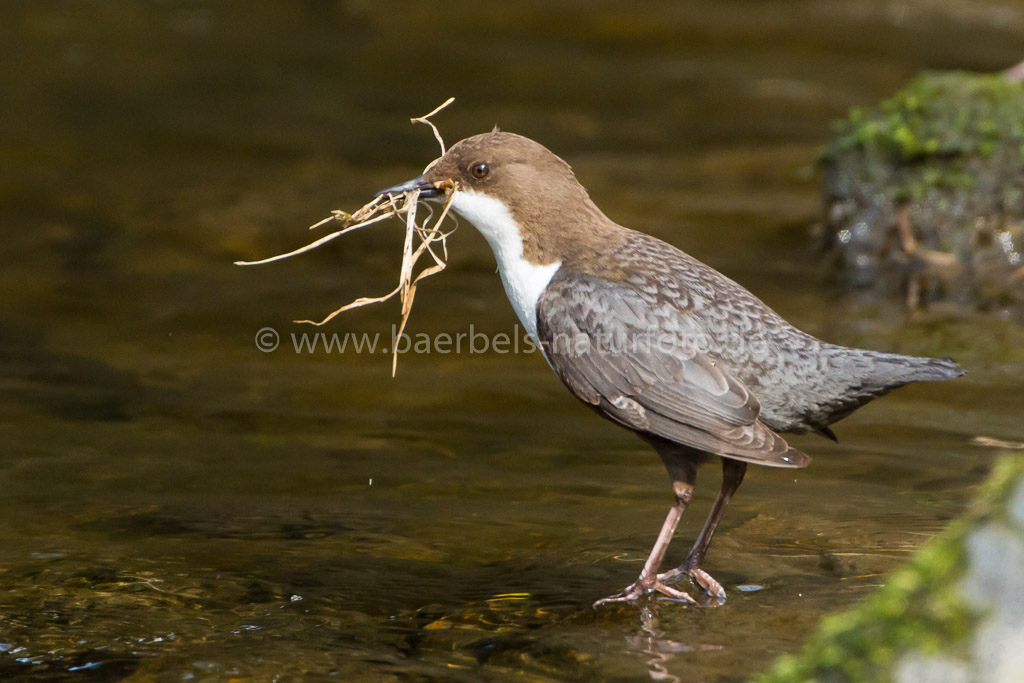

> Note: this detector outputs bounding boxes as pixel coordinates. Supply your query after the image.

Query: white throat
[449,189,561,342]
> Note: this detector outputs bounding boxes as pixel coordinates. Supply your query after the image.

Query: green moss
[754,456,1024,683]
[823,71,1024,200]
[830,72,1024,160]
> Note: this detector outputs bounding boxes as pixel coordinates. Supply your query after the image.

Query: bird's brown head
[378,131,613,265]
[425,131,582,202]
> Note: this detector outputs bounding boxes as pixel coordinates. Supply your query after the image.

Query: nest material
[236,99,458,375]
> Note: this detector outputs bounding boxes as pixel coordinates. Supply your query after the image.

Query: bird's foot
[593,577,697,607]
[657,565,727,600]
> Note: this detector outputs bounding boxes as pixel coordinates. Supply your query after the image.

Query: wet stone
[820,71,1024,317]
[971,617,1024,683]
[961,522,1024,616]
[1009,477,1024,531]
[894,652,969,683]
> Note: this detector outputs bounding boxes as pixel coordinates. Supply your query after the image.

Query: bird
[376,131,964,606]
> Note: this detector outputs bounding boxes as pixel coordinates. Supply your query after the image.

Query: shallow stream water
[2,2,1024,681]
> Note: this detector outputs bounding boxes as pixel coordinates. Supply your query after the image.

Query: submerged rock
[821,68,1024,316]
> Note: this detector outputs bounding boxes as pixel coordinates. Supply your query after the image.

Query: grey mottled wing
[536,271,810,468]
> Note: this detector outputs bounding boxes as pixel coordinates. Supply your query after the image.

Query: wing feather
[536,272,809,468]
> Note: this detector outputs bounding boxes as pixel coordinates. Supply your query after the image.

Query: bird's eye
[470,162,490,179]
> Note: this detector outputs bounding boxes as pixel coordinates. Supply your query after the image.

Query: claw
[656,566,727,600]
[654,581,697,603]
[594,579,697,607]
[688,567,726,599]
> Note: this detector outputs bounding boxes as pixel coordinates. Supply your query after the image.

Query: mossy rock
[821,70,1024,317]
[754,455,1024,683]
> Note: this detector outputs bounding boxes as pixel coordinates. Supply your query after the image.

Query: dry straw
[236,98,459,375]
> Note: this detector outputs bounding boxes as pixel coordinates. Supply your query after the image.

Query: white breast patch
[450,189,562,343]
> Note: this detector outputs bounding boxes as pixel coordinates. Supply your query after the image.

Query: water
[2,1,1023,680]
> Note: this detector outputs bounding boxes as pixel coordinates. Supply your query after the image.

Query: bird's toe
[687,567,727,599]
[593,579,699,607]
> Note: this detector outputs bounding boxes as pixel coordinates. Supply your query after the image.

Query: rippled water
[2,2,1024,681]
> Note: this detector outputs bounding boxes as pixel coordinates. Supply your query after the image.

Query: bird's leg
[594,480,697,606]
[659,458,746,599]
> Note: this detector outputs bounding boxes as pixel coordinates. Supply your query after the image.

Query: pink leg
[658,459,746,599]
[594,481,697,606]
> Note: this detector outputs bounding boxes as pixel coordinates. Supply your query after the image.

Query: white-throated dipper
[376,131,964,605]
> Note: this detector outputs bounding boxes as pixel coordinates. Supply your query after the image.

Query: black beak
[374,174,441,200]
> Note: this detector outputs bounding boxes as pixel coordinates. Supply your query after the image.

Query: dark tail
[809,347,965,430]
[887,355,966,383]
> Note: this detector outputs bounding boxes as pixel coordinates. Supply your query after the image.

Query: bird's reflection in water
[625,602,725,682]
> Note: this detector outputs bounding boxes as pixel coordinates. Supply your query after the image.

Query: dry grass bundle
[235,99,458,375]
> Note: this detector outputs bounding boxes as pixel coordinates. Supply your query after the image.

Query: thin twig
[237,98,458,375]
[411,97,455,156]
[234,211,398,266]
